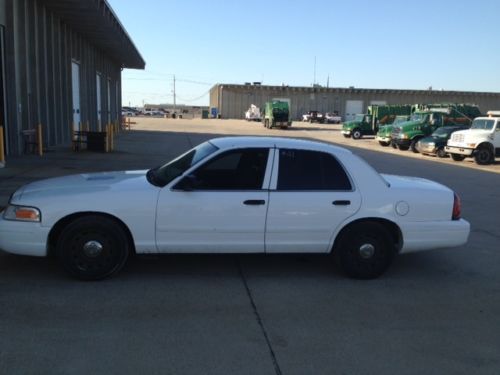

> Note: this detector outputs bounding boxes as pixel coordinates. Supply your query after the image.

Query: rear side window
[277,149,352,191]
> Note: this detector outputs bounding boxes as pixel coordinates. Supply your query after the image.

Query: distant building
[210,84,500,120]
[0,0,145,156]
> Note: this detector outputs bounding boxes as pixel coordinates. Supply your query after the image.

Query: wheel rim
[359,243,375,259]
[83,240,103,258]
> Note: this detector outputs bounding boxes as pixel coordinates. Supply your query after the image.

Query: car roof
[209,136,352,155]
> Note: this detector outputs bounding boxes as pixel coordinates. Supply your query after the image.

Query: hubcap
[359,243,375,259]
[83,240,104,258]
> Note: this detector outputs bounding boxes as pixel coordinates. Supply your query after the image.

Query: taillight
[452,192,461,220]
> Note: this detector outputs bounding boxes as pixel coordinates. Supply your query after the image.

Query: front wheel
[378,141,390,147]
[397,145,409,151]
[352,129,362,140]
[451,154,466,162]
[436,147,447,158]
[410,138,420,153]
[334,222,395,279]
[474,147,493,165]
[57,215,130,280]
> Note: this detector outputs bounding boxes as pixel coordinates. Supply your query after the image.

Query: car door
[155,148,273,253]
[265,148,362,253]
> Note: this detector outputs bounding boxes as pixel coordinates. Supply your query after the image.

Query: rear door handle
[244,200,266,206]
[333,200,351,206]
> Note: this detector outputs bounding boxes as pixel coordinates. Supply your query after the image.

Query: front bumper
[400,219,470,253]
[444,146,474,156]
[0,216,50,257]
[376,135,391,143]
[416,143,437,154]
[392,138,411,147]
[341,130,352,135]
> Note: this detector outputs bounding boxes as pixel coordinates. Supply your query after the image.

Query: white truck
[445,111,500,165]
[245,104,261,121]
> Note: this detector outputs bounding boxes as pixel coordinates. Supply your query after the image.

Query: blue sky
[108,0,500,107]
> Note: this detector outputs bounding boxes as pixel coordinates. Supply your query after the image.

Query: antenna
[313,56,316,86]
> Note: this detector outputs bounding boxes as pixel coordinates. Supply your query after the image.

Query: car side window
[277,149,352,191]
[190,148,269,190]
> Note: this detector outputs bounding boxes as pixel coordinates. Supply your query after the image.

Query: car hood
[11,170,150,203]
[451,129,492,139]
[380,174,450,193]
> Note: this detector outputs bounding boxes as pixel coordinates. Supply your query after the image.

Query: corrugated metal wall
[2,0,122,155]
[211,85,500,121]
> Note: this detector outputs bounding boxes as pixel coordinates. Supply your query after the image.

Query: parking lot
[1,118,500,375]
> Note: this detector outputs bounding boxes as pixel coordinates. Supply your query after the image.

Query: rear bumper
[444,146,474,156]
[416,144,437,154]
[400,219,470,253]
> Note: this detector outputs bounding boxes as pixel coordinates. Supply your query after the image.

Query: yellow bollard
[37,124,43,156]
[0,126,5,164]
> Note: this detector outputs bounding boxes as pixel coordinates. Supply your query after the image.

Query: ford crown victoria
[0,137,470,280]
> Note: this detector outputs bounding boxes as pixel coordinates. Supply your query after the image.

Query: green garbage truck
[375,115,411,146]
[262,100,292,129]
[341,104,413,139]
[390,103,481,152]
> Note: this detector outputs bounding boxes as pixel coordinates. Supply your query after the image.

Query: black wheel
[451,154,465,162]
[410,138,420,153]
[334,222,395,279]
[391,142,398,149]
[57,215,130,280]
[436,147,447,158]
[378,141,390,147]
[352,129,362,139]
[474,147,493,165]
[397,145,409,151]
[343,134,351,138]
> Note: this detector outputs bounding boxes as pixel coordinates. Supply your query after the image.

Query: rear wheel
[451,154,466,162]
[334,222,396,279]
[57,215,130,280]
[474,147,493,165]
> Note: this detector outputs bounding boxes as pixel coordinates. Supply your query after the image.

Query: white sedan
[0,137,470,280]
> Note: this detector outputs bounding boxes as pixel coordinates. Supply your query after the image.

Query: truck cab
[341,114,372,139]
[445,115,500,165]
[391,111,454,152]
[376,115,410,146]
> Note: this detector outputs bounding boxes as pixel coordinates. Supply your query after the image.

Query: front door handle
[244,200,266,206]
[333,200,351,206]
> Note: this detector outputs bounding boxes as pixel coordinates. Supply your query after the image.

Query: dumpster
[87,131,107,152]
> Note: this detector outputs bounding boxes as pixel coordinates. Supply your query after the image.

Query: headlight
[399,134,408,139]
[3,205,41,222]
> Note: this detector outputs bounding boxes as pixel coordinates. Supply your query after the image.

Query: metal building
[210,84,500,121]
[0,0,145,156]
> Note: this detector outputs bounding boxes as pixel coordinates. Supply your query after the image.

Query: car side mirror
[175,174,198,191]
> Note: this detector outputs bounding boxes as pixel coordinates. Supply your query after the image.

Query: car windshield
[432,127,454,138]
[410,113,428,122]
[354,114,365,121]
[471,119,495,130]
[147,142,219,187]
[392,117,408,125]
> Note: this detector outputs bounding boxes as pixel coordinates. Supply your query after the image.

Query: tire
[451,154,465,162]
[436,147,447,158]
[352,129,362,140]
[57,215,130,281]
[334,222,395,279]
[474,147,493,165]
[410,138,420,153]
[397,145,409,151]
[343,134,351,138]
[378,141,390,147]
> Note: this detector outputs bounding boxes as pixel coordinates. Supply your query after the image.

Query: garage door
[345,100,363,121]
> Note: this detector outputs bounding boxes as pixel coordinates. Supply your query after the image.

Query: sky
[107,0,500,107]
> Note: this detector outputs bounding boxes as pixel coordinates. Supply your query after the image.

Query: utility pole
[173,75,177,113]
